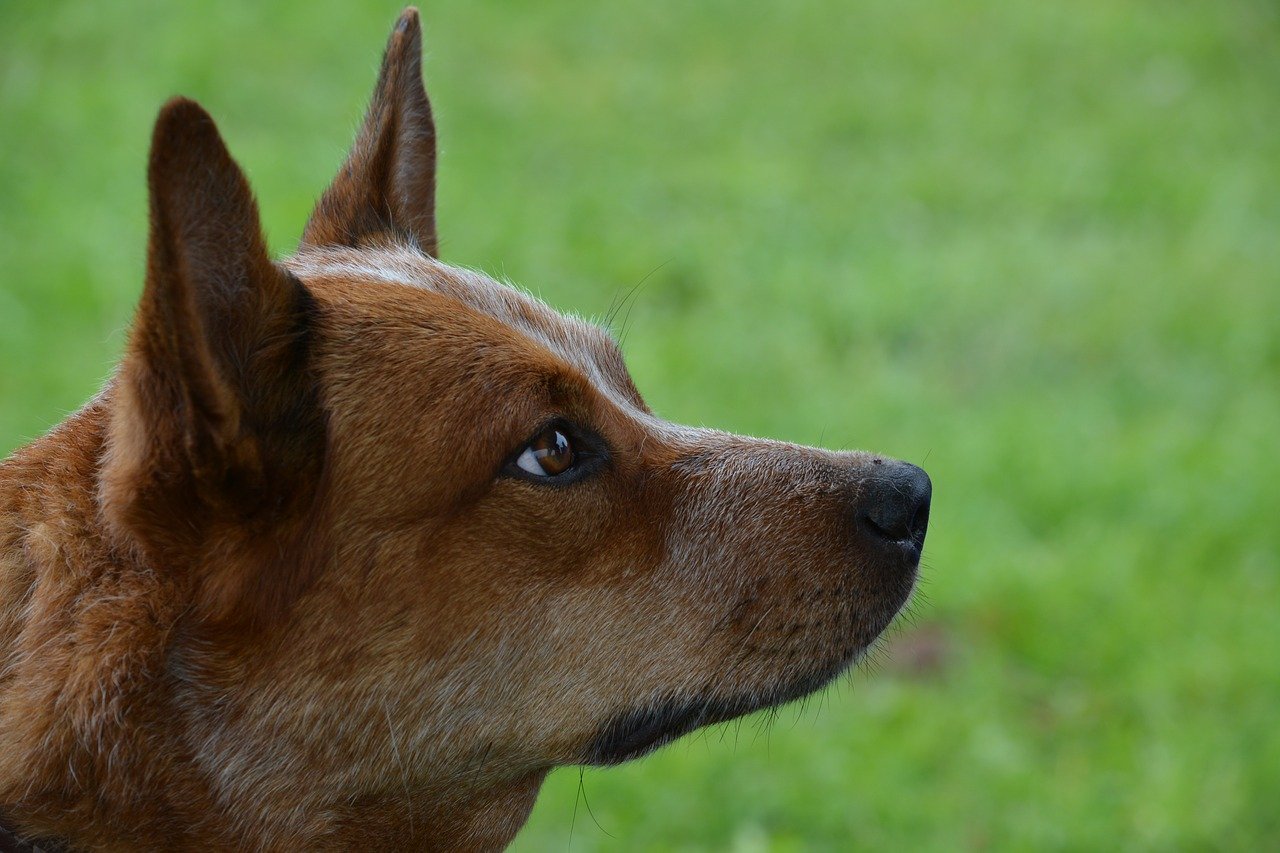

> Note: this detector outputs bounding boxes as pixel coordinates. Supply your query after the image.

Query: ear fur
[102,98,325,624]
[302,7,439,255]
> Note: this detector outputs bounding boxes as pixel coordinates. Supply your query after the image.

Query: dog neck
[0,397,544,849]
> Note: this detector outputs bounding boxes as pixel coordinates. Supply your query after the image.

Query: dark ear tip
[380,7,425,92]
[150,97,228,170]
[153,96,216,142]
[394,7,420,35]
[147,96,248,227]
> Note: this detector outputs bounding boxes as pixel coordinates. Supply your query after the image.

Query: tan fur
[0,8,929,850]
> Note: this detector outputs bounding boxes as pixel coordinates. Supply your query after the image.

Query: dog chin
[582,558,920,767]
[581,661,851,766]
[581,648,877,767]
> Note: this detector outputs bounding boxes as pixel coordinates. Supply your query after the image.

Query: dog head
[97,6,929,841]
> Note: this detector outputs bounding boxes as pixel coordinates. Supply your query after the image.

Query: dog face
[81,7,929,844]
[280,245,928,772]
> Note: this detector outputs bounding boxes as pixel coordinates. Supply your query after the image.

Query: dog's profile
[0,8,931,850]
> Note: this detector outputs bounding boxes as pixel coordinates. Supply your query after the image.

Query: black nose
[859,461,931,548]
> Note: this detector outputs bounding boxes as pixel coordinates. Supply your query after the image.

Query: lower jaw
[581,652,861,766]
[581,568,922,766]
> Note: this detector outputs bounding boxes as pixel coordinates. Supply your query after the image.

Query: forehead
[286,243,638,408]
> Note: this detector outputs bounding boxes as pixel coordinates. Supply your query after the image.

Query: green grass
[3,1,1278,848]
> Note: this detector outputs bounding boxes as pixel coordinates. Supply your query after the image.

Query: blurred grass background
[2,0,1278,849]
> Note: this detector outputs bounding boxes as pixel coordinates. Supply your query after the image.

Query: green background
[2,1,1277,849]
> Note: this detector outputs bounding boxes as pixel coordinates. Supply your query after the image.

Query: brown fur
[0,9,929,851]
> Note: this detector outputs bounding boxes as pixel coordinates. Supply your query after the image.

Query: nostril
[862,508,911,542]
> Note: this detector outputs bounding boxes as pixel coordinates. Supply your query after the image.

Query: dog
[0,8,931,850]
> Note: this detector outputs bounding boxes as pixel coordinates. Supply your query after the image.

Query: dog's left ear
[302,7,438,255]
[103,98,325,627]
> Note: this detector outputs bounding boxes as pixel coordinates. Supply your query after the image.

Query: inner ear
[302,7,438,255]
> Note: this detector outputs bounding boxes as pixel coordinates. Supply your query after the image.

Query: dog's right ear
[301,7,438,255]
[102,98,325,624]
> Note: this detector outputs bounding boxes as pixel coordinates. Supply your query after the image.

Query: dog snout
[857,461,931,550]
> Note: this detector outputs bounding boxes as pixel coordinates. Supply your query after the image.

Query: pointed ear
[102,98,325,622]
[302,7,439,255]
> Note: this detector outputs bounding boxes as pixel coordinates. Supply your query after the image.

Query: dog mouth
[581,658,855,766]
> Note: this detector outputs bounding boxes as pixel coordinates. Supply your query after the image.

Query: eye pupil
[512,425,581,479]
[531,428,574,475]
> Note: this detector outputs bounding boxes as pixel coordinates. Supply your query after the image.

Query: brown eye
[515,427,575,477]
